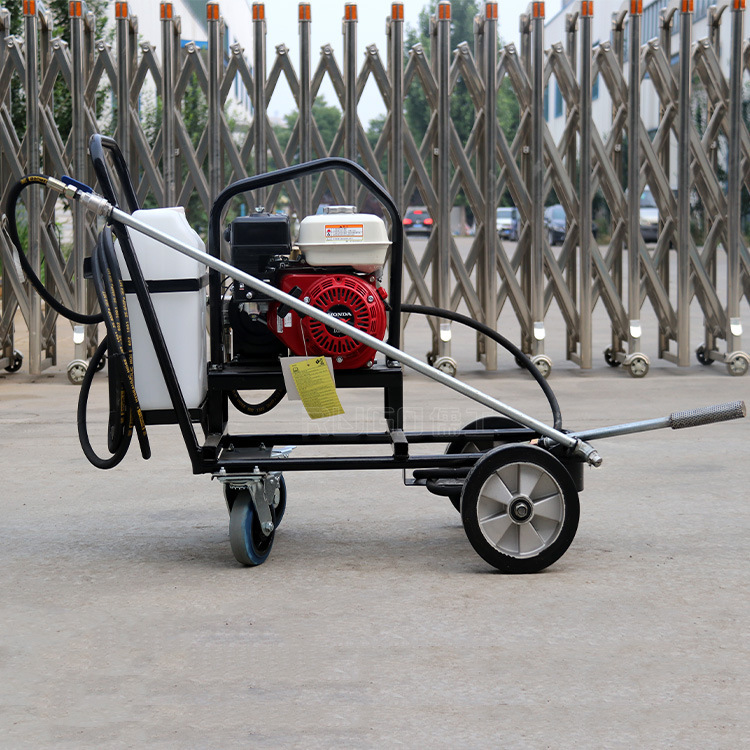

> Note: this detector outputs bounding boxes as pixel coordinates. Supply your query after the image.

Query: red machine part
[269,272,388,369]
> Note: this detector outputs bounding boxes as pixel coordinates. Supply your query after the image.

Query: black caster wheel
[3,349,23,373]
[228,488,276,566]
[460,444,580,574]
[695,345,713,366]
[439,416,527,512]
[604,347,622,367]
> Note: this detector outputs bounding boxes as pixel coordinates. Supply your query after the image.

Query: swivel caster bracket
[217,472,281,537]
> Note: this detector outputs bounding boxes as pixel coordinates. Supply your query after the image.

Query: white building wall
[112,0,255,113]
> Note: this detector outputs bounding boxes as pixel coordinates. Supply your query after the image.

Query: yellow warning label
[289,357,345,419]
[324,223,364,241]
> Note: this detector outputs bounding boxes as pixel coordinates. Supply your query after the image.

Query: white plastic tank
[297,205,391,272]
[115,207,208,411]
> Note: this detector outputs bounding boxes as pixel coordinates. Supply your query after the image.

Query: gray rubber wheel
[228,489,275,566]
[627,356,649,378]
[433,356,458,377]
[460,444,579,574]
[531,354,552,379]
[67,359,88,385]
[726,352,749,377]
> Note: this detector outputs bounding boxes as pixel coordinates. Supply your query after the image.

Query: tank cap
[324,205,356,214]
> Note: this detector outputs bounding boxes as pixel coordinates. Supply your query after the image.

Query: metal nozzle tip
[587,451,603,468]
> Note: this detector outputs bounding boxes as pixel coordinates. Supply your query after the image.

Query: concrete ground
[1,310,748,749]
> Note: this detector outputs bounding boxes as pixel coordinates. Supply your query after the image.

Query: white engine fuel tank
[297,205,390,272]
[115,207,208,412]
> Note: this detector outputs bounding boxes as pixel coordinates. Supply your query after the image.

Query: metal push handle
[569,400,746,442]
[668,400,746,429]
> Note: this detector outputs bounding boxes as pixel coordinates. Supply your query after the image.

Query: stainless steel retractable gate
[1,1,748,376]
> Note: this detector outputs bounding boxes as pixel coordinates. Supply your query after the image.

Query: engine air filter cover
[297,206,390,272]
[270,272,387,369]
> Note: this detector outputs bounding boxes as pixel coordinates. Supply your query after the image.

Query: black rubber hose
[401,303,563,431]
[90,228,150,461]
[77,337,133,469]
[98,225,151,459]
[7,175,150,468]
[228,388,287,416]
[5,175,103,325]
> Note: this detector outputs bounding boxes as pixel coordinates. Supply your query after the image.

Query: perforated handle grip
[669,401,746,430]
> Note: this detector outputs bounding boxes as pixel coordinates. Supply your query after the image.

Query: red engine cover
[268,272,387,369]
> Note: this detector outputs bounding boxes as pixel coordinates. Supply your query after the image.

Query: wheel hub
[508,496,534,524]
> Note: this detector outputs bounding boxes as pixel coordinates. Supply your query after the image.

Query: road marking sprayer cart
[4,135,746,572]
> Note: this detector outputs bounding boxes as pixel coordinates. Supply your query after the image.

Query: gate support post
[725,0,745,357]
[252,3,267,207]
[676,0,693,366]
[207,2,222,208]
[70,2,95,361]
[343,3,357,204]
[530,1,545,357]
[299,3,312,218]
[578,1,593,369]
[160,2,177,207]
[626,0,643,360]
[480,2,498,370]
[433,1,452,359]
[24,1,44,374]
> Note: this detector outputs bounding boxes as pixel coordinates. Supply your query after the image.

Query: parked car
[639,188,659,242]
[403,206,433,234]
[496,206,520,241]
[544,204,567,246]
